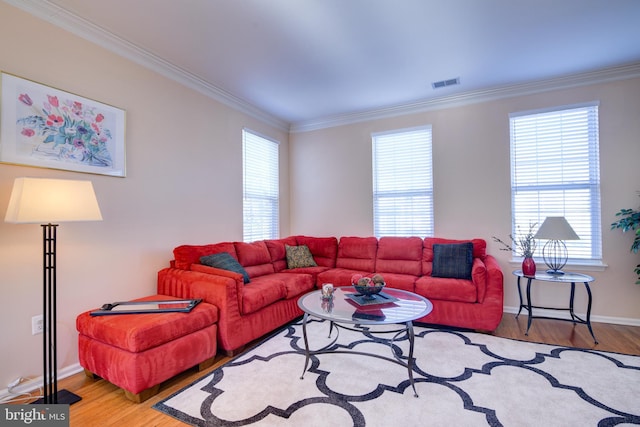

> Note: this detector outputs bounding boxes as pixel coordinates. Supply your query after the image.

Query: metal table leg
[569,281,577,322]
[300,313,311,379]
[516,276,524,318]
[525,277,533,335]
[584,281,598,344]
[405,321,419,398]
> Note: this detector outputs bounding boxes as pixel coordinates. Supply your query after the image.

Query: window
[372,126,434,237]
[242,129,279,242]
[509,103,602,263]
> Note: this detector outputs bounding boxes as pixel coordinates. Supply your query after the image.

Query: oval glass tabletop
[512,270,594,283]
[297,286,433,325]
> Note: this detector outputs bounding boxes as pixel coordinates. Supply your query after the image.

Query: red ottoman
[76,294,218,402]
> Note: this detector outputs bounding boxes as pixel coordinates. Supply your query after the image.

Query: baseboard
[503,306,640,327]
[0,363,83,403]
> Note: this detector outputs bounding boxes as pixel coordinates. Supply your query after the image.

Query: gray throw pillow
[200,252,250,284]
[432,242,473,280]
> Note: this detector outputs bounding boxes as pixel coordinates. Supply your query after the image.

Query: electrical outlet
[31,315,43,335]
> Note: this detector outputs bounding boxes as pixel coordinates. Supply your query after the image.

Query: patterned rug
[154,319,640,426]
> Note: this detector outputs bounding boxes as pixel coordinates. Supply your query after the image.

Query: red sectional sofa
[157,235,503,355]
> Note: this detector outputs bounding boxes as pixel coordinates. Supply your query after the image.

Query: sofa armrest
[471,258,488,302]
[158,267,245,351]
[158,267,244,318]
[480,254,504,307]
[191,263,243,281]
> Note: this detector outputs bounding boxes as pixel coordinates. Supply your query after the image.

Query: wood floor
[12,315,640,426]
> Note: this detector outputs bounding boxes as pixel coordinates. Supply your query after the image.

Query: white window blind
[372,125,434,238]
[243,129,279,242]
[509,103,602,262]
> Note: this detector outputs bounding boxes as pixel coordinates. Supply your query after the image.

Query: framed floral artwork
[0,72,126,177]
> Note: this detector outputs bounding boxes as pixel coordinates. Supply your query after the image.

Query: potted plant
[611,198,640,285]
[492,223,538,276]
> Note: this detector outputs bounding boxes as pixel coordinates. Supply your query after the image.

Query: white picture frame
[0,72,126,177]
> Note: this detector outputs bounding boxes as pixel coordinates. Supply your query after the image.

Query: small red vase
[522,257,536,276]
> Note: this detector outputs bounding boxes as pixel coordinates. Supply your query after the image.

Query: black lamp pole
[32,223,81,405]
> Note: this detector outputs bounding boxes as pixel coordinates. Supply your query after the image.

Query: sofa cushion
[241,280,286,315]
[234,241,275,278]
[265,236,298,272]
[414,276,477,303]
[200,252,250,284]
[285,244,318,269]
[335,236,378,272]
[281,265,332,284]
[295,236,339,268]
[432,242,474,280]
[254,272,315,299]
[375,272,417,292]
[174,242,236,270]
[375,236,423,276]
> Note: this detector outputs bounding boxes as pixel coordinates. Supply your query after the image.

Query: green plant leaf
[611,199,640,283]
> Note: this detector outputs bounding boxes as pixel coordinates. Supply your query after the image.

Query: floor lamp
[4,177,102,405]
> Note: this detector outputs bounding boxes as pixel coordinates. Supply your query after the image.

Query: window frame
[371,125,434,238]
[509,102,603,267]
[242,128,280,242]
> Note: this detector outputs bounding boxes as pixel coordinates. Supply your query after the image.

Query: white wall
[290,78,640,324]
[0,3,289,390]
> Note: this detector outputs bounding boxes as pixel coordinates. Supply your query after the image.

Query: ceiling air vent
[432,77,460,89]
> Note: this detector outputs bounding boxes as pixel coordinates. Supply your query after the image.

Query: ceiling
[9,0,640,129]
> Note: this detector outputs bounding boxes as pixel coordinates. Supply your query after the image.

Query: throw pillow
[432,242,473,280]
[285,244,318,269]
[200,252,251,284]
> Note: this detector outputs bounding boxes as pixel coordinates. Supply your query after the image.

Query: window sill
[508,259,608,273]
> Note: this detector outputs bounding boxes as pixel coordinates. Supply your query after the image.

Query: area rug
[154,319,640,426]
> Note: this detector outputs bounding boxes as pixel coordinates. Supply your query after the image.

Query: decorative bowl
[353,282,385,299]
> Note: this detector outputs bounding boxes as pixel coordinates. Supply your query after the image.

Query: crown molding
[290,61,640,133]
[3,0,290,132]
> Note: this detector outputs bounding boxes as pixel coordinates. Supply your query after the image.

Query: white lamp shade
[533,216,579,240]
[5,177,102,223]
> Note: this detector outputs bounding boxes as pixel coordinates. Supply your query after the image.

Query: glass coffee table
[297,286,433,397]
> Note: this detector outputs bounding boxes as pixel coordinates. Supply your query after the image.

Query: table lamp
[533,216,579,275]
[5,177,102,404]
